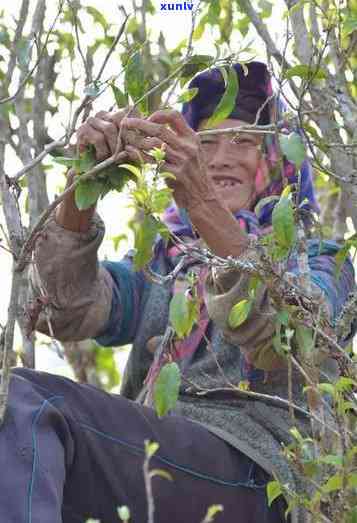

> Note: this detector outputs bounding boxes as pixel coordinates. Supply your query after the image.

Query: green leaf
[335,376,356,393]
[126,17,140,34]
[319,454,343,467]
[51,156,74,168]
[335,236,357,276]
[124,51,145,107]
[284,64,326,81]
[276,310,289,326]
[343,16,357,36]
[177,87,199,103]
[111,83,128,108]
[151,188,173,213]
[74,180,105,210]
[192,16,207,41]
[205,67,239,128]
[322,474,342,493]
[248,276,262,298]
[349,473,357,487]
[259,0,273,18]
[149,469,173,481]
[267,480,282,507]
[203,504,224,522]
[180,55,213,83]
[254,195,280,217]
[16,37,32,68]
[78,146,97,173]
[133,215,159,270]
[120,163,142,178]
[84,82,100,97]
[346,507,357,523]
[228,299,252,329]
[169,292,198,339]
[117,505,131,522]
[56,31,75,57]
[279,132,306,169]
[112,234,127,251]
[316,383,335,396]
[290,426,304,442]
[153,362,181,418]
[95,346,120,391]
[86,6,109,31]
[272,194,296,249]
[295,324,314,359]
[108,166,132,192]
[145,440,159,458]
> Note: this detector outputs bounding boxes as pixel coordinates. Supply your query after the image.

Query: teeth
[216,179,237,187]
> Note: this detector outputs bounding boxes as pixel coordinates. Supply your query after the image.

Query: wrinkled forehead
[197,118,264,144]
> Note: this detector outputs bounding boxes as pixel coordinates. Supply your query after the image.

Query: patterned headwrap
[164,61,319,236]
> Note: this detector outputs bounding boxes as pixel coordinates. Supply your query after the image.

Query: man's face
[198,118,265,214]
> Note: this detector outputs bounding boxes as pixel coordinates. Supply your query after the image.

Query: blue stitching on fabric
[28,395,64,523]
[78,421,265,490]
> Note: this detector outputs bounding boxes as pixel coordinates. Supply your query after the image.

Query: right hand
[76,108,140,162]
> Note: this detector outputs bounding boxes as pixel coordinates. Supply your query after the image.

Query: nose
[207,139,236,170]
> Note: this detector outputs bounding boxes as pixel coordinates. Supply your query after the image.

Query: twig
[0,271,21,426]
[94,15,130,83]
[143,445,156,523]
[0,0,64,105]
[9,13,129,183]
[15,151,127,273]
[69,0,89,79]
[190,385,340,436]
[161,0,200,107]
[11,139,67,181]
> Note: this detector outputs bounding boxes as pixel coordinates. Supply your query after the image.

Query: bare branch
[94,14,130,84]
[5,0,30,87]
[0,0,64,105]
[0,271,21,426]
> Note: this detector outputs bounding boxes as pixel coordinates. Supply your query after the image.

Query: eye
[233,135,257,147]
[200,139,217,148]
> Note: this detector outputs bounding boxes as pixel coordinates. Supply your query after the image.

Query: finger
[77,126,110,161]
[110,107,142,127]
[125,145,147,164]
[121,117,182,151]
[148,110,195,138]
[86,116,119,155]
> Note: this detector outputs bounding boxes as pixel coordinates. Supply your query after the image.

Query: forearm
[55,168,96,233]
[187,196,250,258]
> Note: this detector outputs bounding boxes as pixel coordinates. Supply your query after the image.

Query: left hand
[120,110,218,209]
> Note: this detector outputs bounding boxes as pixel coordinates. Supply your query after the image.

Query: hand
[76,107,141,162]
[121,110,219,210]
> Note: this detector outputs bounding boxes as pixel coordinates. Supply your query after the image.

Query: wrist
[55,169,96,233]
[186,197,249,258]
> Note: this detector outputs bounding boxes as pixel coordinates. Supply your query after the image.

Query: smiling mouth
[213,177,242,188]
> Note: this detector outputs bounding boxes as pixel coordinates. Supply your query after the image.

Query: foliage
[153,362,181,418]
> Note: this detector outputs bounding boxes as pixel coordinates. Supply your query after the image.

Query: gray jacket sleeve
[204,248,282,370]
[27,212,113,342]
[204,245,332,371]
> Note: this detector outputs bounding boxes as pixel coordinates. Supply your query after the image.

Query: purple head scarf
[163,61,319,237]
